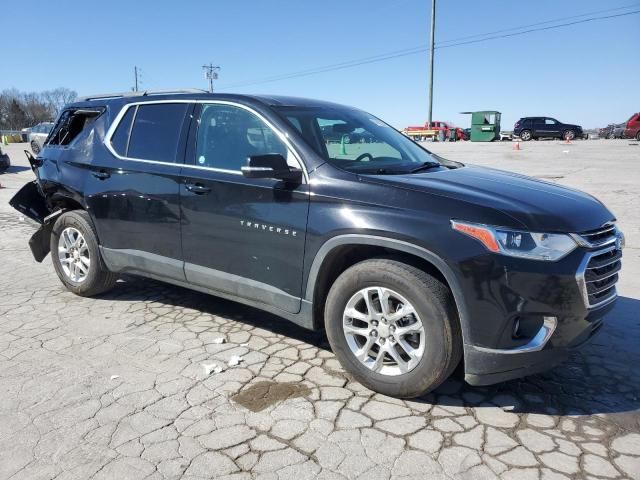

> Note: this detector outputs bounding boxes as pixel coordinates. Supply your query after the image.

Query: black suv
[10,91,623,398]
[514,117,584,141]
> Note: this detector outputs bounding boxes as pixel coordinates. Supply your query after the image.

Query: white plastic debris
[110,375,120,380]
[240,343,249,347]
[203,363,223,375]
[562,150,570,153]
[228,355,243,367]
[212,337,226,344]
[18,215,25,222]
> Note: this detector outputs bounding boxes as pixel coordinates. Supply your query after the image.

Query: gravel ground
[0,139,638,480]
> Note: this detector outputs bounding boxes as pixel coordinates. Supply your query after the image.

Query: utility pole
[427,0,436,125]
[202,63,220,93]
[133,66,139,92]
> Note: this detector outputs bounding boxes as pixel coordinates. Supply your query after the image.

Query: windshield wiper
[409,161,442,173]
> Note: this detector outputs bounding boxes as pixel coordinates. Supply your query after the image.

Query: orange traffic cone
[513,141,521,151]
[564,137,572,144]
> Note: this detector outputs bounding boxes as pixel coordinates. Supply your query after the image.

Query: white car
[28,122,54,154]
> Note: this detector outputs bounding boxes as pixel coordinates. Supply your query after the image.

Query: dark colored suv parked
[10,91,624,397]
[514,117,584,141]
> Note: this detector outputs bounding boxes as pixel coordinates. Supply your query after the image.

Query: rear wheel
[520,130,532,141]
[324,258,462,398]
[30,141,40,155]
[51,210,118,296]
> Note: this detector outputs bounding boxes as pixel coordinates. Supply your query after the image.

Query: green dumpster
[461,111,501,142]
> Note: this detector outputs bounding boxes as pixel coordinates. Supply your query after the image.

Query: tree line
[0,88,77,130]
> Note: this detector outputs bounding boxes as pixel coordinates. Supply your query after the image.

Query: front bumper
[457,240,622,386]
[464,300,614,385]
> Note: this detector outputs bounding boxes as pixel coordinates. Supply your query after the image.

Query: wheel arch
[305,234,470,345]
[30,194,97,263]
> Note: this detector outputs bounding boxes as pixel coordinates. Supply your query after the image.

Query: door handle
[92,170,111,180]
[185,183,211,194]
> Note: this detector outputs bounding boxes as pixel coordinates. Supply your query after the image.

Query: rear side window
[126,103,189,162]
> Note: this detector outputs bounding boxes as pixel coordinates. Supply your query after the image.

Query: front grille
[579,246,622,308]
[576,224,617,248]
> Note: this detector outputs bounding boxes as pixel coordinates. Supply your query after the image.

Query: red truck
[403,121,464,141]
[623,112,640,141]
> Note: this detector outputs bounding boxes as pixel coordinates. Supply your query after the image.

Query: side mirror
[241,154,302,183]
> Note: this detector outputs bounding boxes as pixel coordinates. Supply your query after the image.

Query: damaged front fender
[9,181,64,262]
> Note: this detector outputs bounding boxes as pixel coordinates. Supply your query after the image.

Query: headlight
[451,220,577,261]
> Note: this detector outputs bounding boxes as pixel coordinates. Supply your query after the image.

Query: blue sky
[3,0,639,129]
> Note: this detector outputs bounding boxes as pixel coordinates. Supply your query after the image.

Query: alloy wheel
[58,227,90,282]
[342,286,425,376]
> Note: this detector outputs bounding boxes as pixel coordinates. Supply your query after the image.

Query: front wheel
[324,258,462,398]
[636,131,640,141]
[51,210,118,296]
[31,141,41,155]
[563,130,575,141]
[520,130,532,141]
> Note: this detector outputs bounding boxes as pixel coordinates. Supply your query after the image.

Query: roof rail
[77,88,209,102]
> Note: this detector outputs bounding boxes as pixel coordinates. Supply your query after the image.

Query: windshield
[275,105,447,174]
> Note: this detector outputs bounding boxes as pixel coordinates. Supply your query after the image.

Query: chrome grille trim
[576,245,622,309]
[571,223,618,248]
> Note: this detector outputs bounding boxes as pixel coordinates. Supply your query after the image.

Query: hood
[361,165,614,233]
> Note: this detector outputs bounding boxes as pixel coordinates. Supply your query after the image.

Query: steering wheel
[355,152,374,162]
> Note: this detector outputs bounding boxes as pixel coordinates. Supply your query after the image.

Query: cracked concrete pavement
[0,139,639,479]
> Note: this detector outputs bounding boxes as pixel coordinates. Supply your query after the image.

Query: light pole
[427,0,436,125]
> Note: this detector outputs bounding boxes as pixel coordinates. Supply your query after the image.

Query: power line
[437,9,640,50]
[218,8,640,90]
[436,2,640,45]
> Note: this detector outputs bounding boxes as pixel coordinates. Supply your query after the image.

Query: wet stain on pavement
[232,381,312,412]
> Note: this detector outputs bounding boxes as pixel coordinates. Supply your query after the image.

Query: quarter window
[111,106,135,156]
[195,104,290,171]
[127,103,189,162]
[48,109,102,146]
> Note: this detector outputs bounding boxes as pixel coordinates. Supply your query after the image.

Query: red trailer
[403,121,464,141]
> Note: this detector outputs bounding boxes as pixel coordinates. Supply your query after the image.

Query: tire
[324,258,462,398]
[520,130,532,141]
[636,131,640,141]
[51,210,118,296]
[563,130,575,141]
[607,133,615,140]
[31,141,40,155]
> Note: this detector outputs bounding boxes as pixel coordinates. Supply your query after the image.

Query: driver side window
[195,104,295,171]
